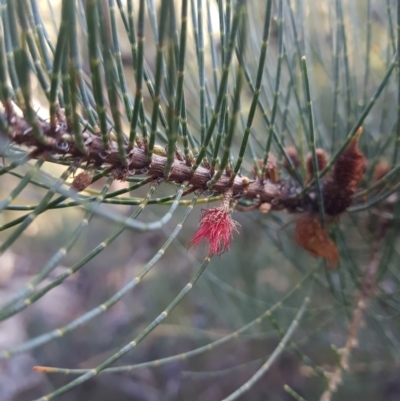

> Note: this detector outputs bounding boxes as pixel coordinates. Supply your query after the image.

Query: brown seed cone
[70,171,93,192]
[322,129,366,216]
[294,214,339,267]
[331,129,366,190]
[322,183,354,216]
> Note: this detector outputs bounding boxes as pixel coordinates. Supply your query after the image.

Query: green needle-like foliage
[0,1,400,401]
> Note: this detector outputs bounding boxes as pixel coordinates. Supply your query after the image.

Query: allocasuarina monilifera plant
[0,0,400,400]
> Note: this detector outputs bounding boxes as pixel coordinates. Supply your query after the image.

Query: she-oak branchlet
[1,108,366,262]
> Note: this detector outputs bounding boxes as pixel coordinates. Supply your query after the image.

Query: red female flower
[189,201,239,256]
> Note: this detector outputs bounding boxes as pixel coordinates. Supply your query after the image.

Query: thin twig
[319,248,380,401]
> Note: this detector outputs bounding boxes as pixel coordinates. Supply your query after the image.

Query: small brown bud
[306,148,328,183]
[253,154,279,182]
[265,153,279,183]
[259,202,271,214]
[241,176,250,185]
[282,147,300,171]
[153,144,167,157]
[70,171,93,192]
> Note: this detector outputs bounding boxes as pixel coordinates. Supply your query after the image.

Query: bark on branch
[1,111,307,212]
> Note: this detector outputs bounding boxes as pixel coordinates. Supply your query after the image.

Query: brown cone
[294,214,339,268]
[322,128,366,216]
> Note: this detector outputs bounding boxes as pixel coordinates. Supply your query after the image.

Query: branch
[319,250,380,401]
[1,110,306,212]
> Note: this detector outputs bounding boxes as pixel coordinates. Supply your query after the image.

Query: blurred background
[1,0,400,400]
